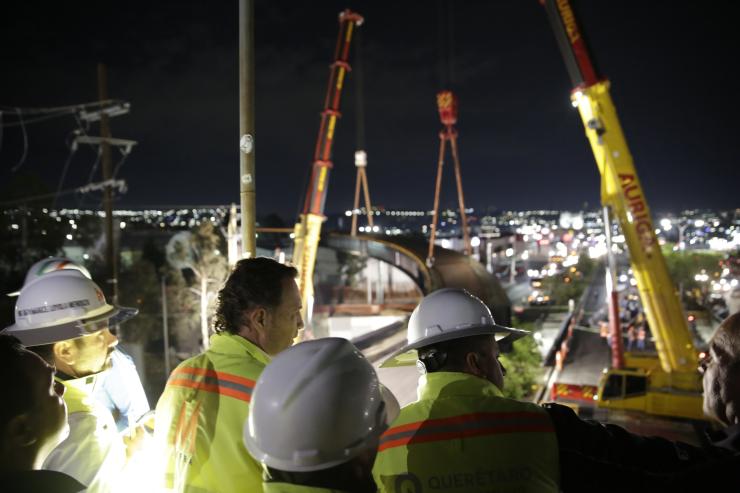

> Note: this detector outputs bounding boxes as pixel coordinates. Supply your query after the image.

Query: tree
[166,222,229,350]
[0,175,67,327]
[499,320,543,400]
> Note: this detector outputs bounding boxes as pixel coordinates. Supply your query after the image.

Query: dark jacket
[3,470,86,493]
[543,402,739,492]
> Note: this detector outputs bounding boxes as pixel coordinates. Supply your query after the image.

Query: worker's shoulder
[170,346,266,381]
[397,394,549,423]
[540,401,578,415]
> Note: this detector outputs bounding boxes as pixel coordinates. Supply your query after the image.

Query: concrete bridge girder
[322,233,512,325]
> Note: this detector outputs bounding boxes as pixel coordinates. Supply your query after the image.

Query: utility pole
[97,63,118,304]
[239,0,257,258]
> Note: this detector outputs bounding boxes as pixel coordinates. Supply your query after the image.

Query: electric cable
[112,145,132,178]
[52,143,79,208]
[0,179,126,207]
[85,147,103,184]
[10,108,29,172]
[0,99,125,116]
[0,111,71,127]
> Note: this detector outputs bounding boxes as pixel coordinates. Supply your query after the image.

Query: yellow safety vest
[154,332,270,493]
[44,371,127,493]
[373,372,560,493]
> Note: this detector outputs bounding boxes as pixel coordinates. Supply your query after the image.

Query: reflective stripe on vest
[379,411,554,452]
[167,366,255,403]
[372,372,560,493]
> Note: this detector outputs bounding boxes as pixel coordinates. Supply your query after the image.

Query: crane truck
[541,0,704,420]
[292,10,363,324]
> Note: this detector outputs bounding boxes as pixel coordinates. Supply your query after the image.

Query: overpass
[321,233,512,325]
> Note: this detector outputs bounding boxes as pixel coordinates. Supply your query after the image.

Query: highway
[555,265,611,389]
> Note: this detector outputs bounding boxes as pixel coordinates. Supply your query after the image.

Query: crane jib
[618,173,657,255]
[543,0,601,88]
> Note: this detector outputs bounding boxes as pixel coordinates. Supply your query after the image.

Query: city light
[694,272,710,282]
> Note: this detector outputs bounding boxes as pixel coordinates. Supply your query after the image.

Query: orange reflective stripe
[167,367,255,403]
[174,400,201,454]
[171,366,256,388]
[379,412,553,452]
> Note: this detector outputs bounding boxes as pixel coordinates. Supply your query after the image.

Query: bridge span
[321,233,511,325]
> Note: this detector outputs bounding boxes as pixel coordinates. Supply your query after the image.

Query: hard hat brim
[380,323,530,368]
[2,304,138,347]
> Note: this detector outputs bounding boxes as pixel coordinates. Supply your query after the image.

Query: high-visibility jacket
[373,372,560,493]
[263,483,350,493]
[44,371,127,493]
[154,332,270,493]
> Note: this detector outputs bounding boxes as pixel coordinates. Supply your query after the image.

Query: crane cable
[355,27,366,152]
[437,0,455,90]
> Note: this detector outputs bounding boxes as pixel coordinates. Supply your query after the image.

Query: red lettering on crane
[618,174,656,254]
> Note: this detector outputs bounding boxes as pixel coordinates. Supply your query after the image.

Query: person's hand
[123,423,148,459]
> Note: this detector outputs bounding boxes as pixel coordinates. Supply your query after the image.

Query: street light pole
[239,0,257,258]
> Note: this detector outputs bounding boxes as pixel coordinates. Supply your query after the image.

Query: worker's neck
[236,327,269,355]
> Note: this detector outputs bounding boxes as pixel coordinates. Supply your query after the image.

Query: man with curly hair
[153,257,302,493]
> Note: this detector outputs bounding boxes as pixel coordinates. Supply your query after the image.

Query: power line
[0,178,127,207]
[10,108,29,172]
[0,99,126,117]
[53,144,79,208]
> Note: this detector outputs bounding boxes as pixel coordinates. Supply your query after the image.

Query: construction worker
[2,269,140,493]
[0,334,85,492]
[153,257,303,493]
[700,311,740,451]
[626,323,636,351]
[373,288,560,492]
[7,256,151,431]
[244,337,400,493]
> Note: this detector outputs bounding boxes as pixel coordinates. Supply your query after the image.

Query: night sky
[1,1,738,221]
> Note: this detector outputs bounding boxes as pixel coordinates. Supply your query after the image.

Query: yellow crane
[542,0,703,420]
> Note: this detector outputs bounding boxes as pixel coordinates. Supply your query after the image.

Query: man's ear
[464,352,483,378]
[5,414,37,447]
[245,307,268,334]
[53,340,76,366]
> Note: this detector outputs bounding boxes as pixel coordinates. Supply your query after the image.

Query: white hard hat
[7,257,92,297]
[2,270,137,346]
[244,337,399,472]
[381,288,530,368]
